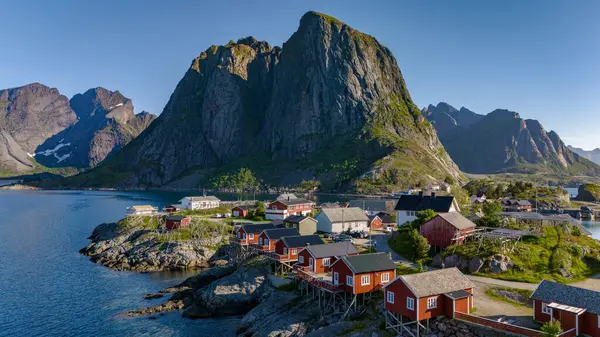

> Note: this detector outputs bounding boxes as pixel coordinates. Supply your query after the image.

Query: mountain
[0,83,78,173]
[424,106,600,175]
[421,102,483,139]
[568,146,600,165]
[35,88,157,168]
[64,11,462,191]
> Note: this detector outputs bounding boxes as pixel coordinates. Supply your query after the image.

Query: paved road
[370,232,418,268]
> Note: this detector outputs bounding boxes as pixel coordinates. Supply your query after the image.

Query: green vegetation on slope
[484,286,532,308]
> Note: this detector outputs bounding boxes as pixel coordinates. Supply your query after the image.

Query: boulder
[467,257,484,273]
[488,254,513,273]
[432,254,444,268]
[444,255,459,268]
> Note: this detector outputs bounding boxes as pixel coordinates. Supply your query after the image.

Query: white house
[179,196,221,210]
[127,205,158,215]
[394,192,460,226]
[314,207,370,233]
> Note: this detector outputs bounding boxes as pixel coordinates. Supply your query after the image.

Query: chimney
[431,192,436,199]
[418,191,424,198]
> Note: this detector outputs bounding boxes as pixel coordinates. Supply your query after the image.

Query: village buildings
[395,192,460,226]
[530,280,600,336]
[234,223,276,245]
[265,198,314,220]
[314,207,370,233]
[348,199,396,216]
[296,241,359,273]
[165,216,191,230]
[256,227,299,251]
[283,215,318,235]
[179,196,221,210]
[420,213,477,250]
[274,234,324,261]
[127,205,158,215]
[469,193,487,204]
[384,268,475,329]
[232,206,250,217]
[330,253,397,294]
[501,199,533,212]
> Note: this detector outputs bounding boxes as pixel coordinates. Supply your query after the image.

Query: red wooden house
[265,199,315,220]
[165,216,191,230]
[273,235,324,261]
[232,206,250,217]
[234,223,276,245]
[530,280,600,336]
[420,213,476,249]
[384,268,474,330]
[163,205,181,213]
[368,215,384,230]
[296,242,359,273]
[256,228,300,251]
[329,253,397,294]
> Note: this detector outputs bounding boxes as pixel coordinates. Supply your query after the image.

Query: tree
[411,209,437,229]
[540,320,561,337]
[479,200,503,227]
[407,229,430,260]
[444,175,455,185]
[254,201,266,218]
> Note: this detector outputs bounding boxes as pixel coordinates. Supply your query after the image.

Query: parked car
[334,234,353,242]
[384,226,394,233]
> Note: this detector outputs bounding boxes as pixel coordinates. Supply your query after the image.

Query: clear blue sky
[2,0,599,148]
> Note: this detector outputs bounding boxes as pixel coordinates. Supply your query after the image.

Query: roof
[435,213,477,230]
[280,235,324,248]
[262,228,300,240]
[377,213,395,224]
[241,223,276,234]
[166,216,189,221]
[274,198,315,206]
[181,196,221,202]
[277,193,298,201]
[530,280,600,314]
[270,219,285,227]
[304,241,359,258]
[498,212,592,236]
[547,302,586,315]
[392,268,474,298]
[318,207,369,223]
[232,206,250,210]
[348,200,395,213]
[284,215,315,224]
[394,195,456,212]
[517,200,532,206]
[128,205,157,211]
[444,290,473,300]
[336,253,396,274]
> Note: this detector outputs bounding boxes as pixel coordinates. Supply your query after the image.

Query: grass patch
[396,264,420,275]
[484,286,532,308]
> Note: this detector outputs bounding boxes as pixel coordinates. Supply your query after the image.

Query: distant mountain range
[57,11,463,191]
[423,102,600,176]
[568,146,600,165]
[0,83,155,175]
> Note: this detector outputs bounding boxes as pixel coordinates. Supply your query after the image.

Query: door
[334,272,339,285]
[309,257,314,272]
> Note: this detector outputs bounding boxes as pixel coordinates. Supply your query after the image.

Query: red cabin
[274,235,324,261]
[329,253,397,295]
[256,228,300,251]
[234,223,276,245]
[265,199,315,220]
[420,213,476,249]
[232,206,250,218]
[368,215,384,230]
[384,268,474,326]
[297,241,359,274]
[165,216,191,230]
[530,280,600,336]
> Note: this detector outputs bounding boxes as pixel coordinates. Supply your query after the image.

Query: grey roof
[530,280,600,314]
[338,253,396,274]
[269,219,285,227]
[280,235,324,248]
[394,195,456,212]
[444,290,472,300]
[348,199,396,213]
[517,200,532,206]
[284,215,316,224]
[397,268,474,298]
[182,196,220,201]
[436,213,477,230]
[318,207,369,223]
[276,198,315,206]
[305,241,359,258]
[166,215,189,221]
[262,228,300,240]
[376,213,395,224]
[241,223,276,234]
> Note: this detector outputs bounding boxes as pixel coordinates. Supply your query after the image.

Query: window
[283,248,288,255]
[598,314,600,328]
[334,272,339,285]
[298,255,304,264]
[406,297,414,311]
[542,303,552,315]
[323,258,331,266]
[264,239,269,246]
[237,232,242,239]
[291,249,297,255]
[259,238,263,245]
[387,291,395,304]
[381,273,390,283]
[427,297,437,309]
[249,233,254,240]
[346,276,353,286]
[361,275,370,286]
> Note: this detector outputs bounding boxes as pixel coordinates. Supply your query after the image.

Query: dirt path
[470,282,538,329]
[467,275,538,291]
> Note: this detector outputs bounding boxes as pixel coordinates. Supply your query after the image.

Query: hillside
[59,11,463,191]
[35,88,156,168]
[424,104,600,176]
[568,146,600,165]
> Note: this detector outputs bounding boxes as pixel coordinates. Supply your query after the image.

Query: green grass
[396,264,420,275]
[484,286,532,308]
[175,206,232,217]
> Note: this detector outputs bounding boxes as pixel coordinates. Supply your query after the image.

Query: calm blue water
[565,187,578,198]
[0,190,242,337]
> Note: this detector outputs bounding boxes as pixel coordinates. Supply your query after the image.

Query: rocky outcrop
[425,103,600,176]
[577,183,600,202]
[0,83,77,173]
[66,11,462,190]
[35,88,156,168]
[436,254,503,274]
[80,222,215,272]
[488,254,514,273]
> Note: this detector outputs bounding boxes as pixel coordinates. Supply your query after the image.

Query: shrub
[550,246,572,272]
[540,320,561,337]
[571,225,582,237]
[571,244,585,259]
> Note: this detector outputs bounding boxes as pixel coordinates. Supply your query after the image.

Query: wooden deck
[293,265,341,293]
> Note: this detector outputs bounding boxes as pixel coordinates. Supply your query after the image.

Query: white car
[384,226,394,233]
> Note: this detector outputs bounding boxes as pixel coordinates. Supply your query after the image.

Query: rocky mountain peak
[70,87,132,122]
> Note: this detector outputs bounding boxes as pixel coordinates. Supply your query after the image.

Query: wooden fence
[557,328,577,337]
[454,312,544,337]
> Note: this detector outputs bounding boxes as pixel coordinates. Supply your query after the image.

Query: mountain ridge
[568,146,600,165]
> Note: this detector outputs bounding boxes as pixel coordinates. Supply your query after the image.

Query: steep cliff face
[35,88,156,168]
[70,12,462,190]
[422,102,483,139]
[432,107,600,175]
[0,83,77,173]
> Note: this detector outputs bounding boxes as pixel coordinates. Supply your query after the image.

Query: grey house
[283,215,318,235]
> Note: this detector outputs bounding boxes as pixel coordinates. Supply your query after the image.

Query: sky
[2,0,600,149]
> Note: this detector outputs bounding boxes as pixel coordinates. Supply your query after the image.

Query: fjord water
[0,189,242,337]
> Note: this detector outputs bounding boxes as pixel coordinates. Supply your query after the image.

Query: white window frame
[259,237,263,245]
[249,233,254,240]
[283,247,288,255]
[361,275,370,286]
[427,296,437,309]
[298,255,304,264]
[323,258,331,266]
[542,303,552,315]
[407,297,414,311]
[264,239,269,246]
[381,273,390,283]
[346,276,353,286]
[387,291,395,304]
[597,314,600,328]
[291,249,297,255]
[334,272,339,285]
